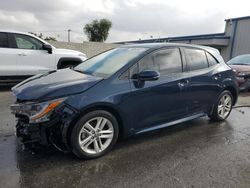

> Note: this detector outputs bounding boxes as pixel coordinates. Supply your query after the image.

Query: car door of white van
[11,33,56,76]
[0,32,17,77]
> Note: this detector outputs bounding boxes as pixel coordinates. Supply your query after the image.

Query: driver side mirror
[42,44,52,54]
[136,70,160,81]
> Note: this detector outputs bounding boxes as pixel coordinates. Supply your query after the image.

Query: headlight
[10,98,66,123]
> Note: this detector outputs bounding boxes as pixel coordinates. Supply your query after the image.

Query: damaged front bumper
[15,104,78,152]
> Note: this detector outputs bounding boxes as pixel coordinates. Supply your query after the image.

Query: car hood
[229,65,250,73]
[12,69,103,102]
[55,48,85,55]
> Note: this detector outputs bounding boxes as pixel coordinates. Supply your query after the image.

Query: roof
[116,33,230,44]
[225,16,250,21]
[122,42,219,53]
[0,29,32,35]
[0,29,52,46]
[121,42,222,62]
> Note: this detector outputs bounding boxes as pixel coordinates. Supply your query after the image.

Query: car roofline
[121,42,219,54]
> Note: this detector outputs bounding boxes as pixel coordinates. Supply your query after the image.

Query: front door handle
[178,79,189,88]
[18,53,27,56]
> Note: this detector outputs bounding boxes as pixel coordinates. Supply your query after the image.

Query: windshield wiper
[73,69,94,76]
[73,69,84,73]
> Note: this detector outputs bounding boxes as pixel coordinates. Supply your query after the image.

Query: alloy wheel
[217,93,232,119]
[78,117,114,154]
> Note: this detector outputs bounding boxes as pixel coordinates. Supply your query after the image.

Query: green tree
[29,32,57,41]
[84,19,112,42]
[29,32,43,39]
[44,37,57,41]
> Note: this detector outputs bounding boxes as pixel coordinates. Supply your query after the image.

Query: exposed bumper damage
[15,104,78,152]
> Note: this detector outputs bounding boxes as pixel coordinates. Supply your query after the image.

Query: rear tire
[209,90,233,121]
[71,110,119,159]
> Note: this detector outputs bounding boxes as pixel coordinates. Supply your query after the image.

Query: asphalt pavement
[1,88,250,188]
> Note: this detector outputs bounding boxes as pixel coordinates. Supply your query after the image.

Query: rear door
[127,48,188,131]
[182,47,220,114]
[10,33,56,76]
[0,32,17,76]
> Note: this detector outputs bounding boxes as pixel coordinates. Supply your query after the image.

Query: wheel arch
[223,86,238,105]
[66,103,125,148]
[220,77,239,106]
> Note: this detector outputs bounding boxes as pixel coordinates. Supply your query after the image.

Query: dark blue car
[11,43,239,159]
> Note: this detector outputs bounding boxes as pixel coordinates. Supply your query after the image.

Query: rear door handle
[18,53,27,56]
[178,79,189,88]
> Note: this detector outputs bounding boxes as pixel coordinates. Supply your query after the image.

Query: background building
[116,16,250,62]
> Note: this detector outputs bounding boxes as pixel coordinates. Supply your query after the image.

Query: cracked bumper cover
[15,104,78,151]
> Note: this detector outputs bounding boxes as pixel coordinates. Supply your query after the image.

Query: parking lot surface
[0,89,250,188]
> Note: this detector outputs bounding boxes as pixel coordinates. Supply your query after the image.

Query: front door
[127,48,188,131]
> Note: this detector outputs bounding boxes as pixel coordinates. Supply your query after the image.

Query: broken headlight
[10,98,66,123]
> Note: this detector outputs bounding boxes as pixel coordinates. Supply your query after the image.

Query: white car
[0,30,87,83]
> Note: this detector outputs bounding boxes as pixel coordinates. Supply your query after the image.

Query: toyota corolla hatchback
[11,43,239,159]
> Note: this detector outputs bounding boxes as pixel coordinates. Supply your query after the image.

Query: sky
[0,0,250,43]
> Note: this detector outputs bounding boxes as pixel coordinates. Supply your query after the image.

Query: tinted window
[184,48,208,71]
[139,48,182,75]
[154,48,182,75]
[206,52,218,66]
[139,53,159,72]
[14,34,43,50]
[0,33,8,48]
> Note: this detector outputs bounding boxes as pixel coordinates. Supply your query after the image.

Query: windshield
[227,54,250,65]
[74,47,148,77]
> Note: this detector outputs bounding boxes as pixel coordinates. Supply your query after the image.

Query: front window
[14,34,43,50]
[227,55,250,65]
[74,47,148,77]
[138,48,182,75]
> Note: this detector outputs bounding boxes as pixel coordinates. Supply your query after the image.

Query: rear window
[0,33,8,48]
[184,48,208,71]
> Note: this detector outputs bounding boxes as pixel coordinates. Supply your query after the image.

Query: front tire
[71,110,119,159]
[209,90,233,121]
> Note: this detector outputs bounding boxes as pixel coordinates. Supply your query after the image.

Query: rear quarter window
[206,52,218,66]
[184,48,208,71]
